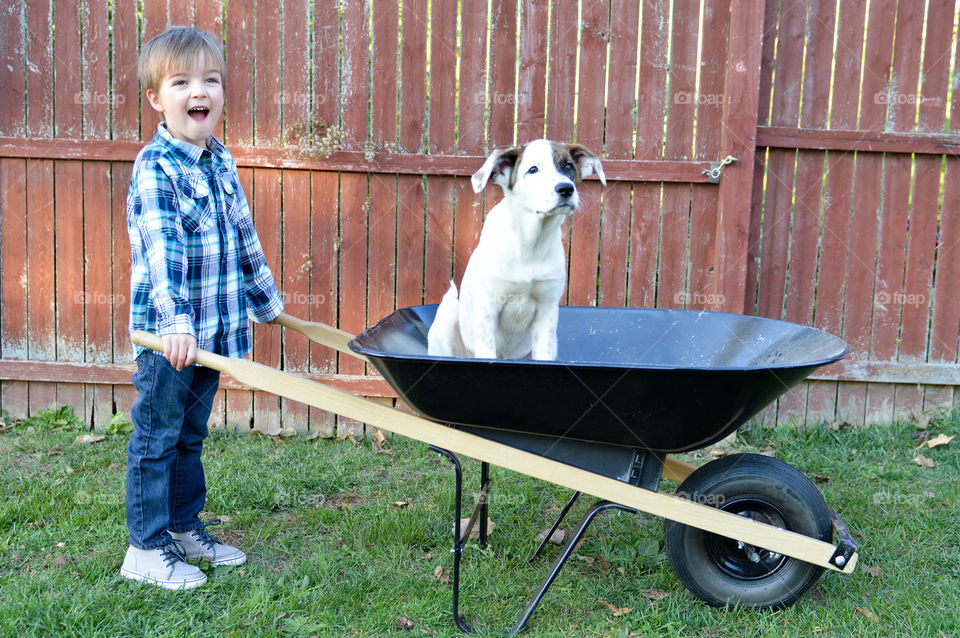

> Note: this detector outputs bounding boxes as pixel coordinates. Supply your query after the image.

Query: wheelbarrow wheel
[663,453,832,610]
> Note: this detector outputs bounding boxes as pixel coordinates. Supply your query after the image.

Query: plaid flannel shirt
[127,123,284,358]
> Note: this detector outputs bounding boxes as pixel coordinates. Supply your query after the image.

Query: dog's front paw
[531,346,557,361]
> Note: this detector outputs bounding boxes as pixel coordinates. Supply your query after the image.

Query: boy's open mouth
[188,106,209,122]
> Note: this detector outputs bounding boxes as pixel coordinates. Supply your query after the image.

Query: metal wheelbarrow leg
[429,446,634,636]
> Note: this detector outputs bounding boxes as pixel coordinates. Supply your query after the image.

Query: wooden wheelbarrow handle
[272,312,369,363]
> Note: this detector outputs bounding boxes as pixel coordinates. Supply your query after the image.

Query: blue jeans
[126,351,220,549]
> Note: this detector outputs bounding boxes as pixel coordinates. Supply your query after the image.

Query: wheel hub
[706,497,790,580]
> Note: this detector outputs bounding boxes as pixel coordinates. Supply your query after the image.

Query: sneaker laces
[189,519,223,552]
[158,540,188,567]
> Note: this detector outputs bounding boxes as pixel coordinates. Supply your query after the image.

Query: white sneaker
[169,520,246,567]
[120,542,207,590]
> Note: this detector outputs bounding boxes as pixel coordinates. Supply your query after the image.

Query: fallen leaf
[373,430,393,454]
[708,448,734,458]
[912,409,932,429]
[575,554,595,564]
[535,527,567,546]
[74,434,105,445]
[855,607,879,623]
[827,420,853,431]
[452,517,495,540]
[923,433,955,449]
[913,454,935,468]
[336,433,360,447]
[395,616,414,630]
[863,565,881,578]
[392,500,410,508]
[640,589,670,600]
[47,446,62,456]
[598,600,630,616]
[277,427,298,438]
[758,445,777,457]
[433,565,450,584]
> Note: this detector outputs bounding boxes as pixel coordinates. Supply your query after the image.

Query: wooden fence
[0,0,958,433]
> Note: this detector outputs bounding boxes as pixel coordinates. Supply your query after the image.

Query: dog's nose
[555,182,575,199]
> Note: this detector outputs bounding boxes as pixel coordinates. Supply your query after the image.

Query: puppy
[427,139,606,360]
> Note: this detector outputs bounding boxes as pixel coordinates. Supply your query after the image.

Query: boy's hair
[138,26,226,95]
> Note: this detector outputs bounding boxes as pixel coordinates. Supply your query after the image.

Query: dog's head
[471,140,606,216]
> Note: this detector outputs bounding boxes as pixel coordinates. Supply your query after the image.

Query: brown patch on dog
[504,144,525,189]
[550,142,581,182]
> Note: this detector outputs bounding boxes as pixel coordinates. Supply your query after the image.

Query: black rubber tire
[663,453,833,610]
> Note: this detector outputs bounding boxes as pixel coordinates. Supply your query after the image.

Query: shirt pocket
[219,171,247,227]
[175,174,214,232]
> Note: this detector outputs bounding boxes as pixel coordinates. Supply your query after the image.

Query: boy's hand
[162,333,197,371]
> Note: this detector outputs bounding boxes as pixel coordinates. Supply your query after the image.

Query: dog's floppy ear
[566,144,607,187]
[471,146,521,193]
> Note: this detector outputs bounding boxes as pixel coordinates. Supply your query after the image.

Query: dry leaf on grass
[576,554,610,571]
[855,607,879,623]
[395,616,414,630]
[863,565,881,578]
[433,565,450,584]
[392,500,410,508]
[598,600,631,616]
[535,527,567,546]
[913,454,935,468]
[372,430,392,454]
[74,434,105,445]
[336,433,360,447]
[912,410,932,429]
[452,517,495,540]
[921,433,954,449]
[827,420,853,431]
[640,589,670,600]
[708,448,735,458]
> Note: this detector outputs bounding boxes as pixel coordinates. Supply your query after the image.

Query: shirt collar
[155,122,226,168]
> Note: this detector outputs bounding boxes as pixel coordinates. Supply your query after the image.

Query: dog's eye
[563,162,575,174]
[527,166,539,175]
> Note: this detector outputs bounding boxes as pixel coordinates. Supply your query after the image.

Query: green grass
[1,411,958,637]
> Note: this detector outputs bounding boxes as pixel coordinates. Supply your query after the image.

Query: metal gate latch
[704,155,739,183]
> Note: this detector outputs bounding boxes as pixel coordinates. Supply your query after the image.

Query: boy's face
[146,59,224,148]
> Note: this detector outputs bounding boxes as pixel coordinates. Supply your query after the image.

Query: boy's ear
[145,88,165,114]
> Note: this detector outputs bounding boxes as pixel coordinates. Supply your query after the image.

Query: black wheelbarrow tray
[132,305,860,635]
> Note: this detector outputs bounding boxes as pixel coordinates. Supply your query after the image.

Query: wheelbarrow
[132,305,859,635]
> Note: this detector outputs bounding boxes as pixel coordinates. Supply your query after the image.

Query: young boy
[122,26,284,590]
